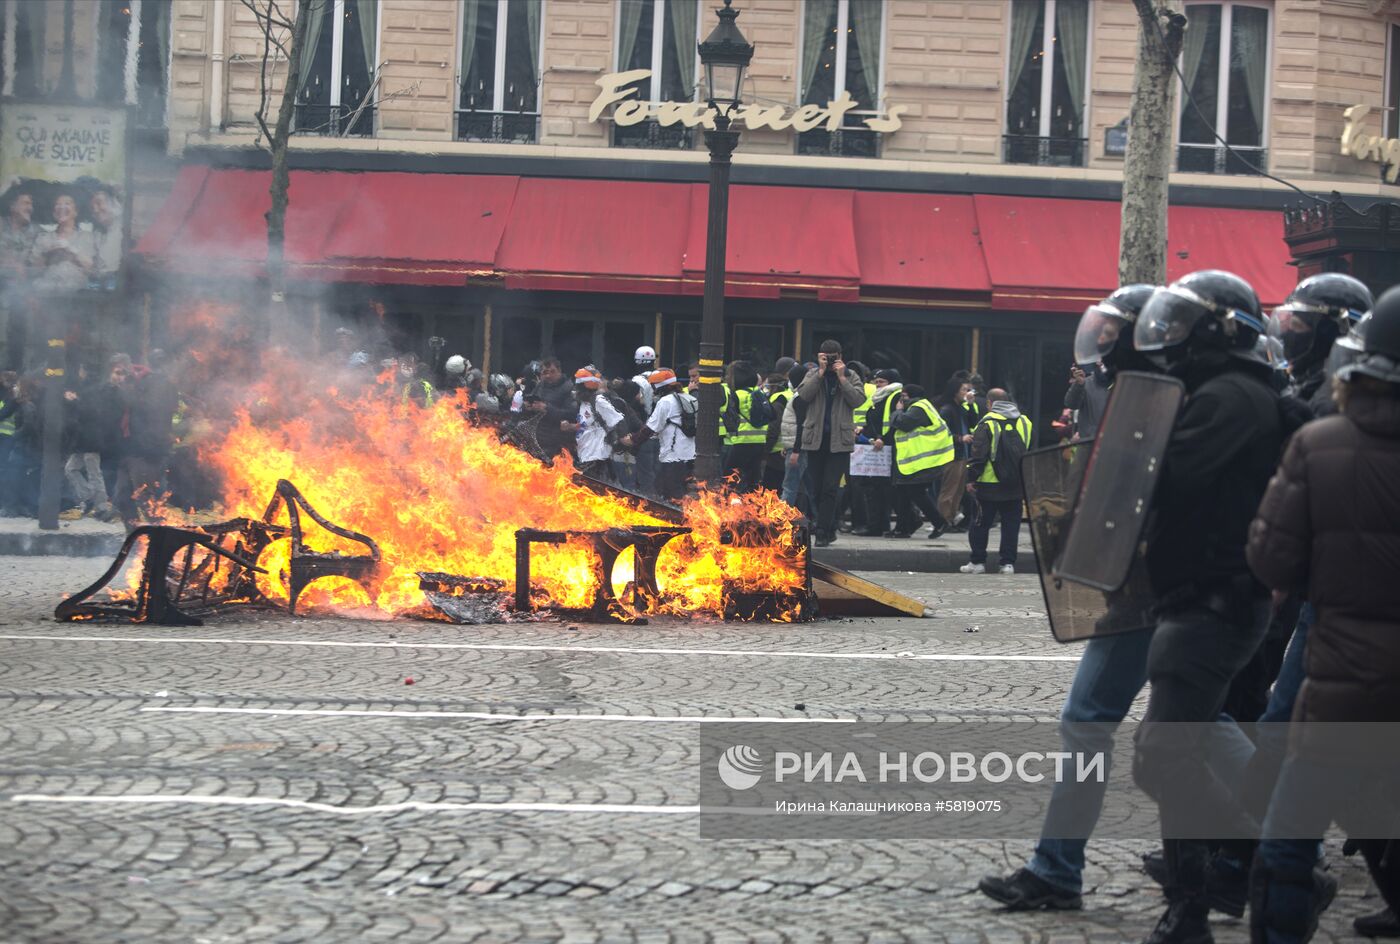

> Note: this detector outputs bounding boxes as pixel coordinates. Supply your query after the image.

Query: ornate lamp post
[693,0,754,485]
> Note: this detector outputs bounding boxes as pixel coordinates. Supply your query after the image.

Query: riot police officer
[1130,270,1285,944]
[1267,272,1373,417]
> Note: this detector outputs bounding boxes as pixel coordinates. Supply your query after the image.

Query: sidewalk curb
[0,532,126,557]
[813,544,1040,574]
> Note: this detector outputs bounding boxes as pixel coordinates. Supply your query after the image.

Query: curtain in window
[296,0,328,92]
[1180,5,1211,104]
[1233,6,1267,145]
[670,0,697,98]
[1056,0,1087,129]
[618,0,644,72]
[800,0,832,104]
[526,0,541,85]
[847,0,882,109]
[1006,0,1039,104]
[154,0,170,85]
[460,0,481,98]
[22,0,46,95]
[355,0,376,81]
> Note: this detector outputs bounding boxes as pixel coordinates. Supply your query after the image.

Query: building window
[1387,23,1400,138]
[457,0,542,143]
[294,0,378,137]
[796,0,882,158]
[1004,0,1088,167]
[1,0,48,98]
[613,0,700,149]
[1177,1,1269,175]
[95,0,172,129]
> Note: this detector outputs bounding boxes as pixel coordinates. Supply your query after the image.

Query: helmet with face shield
[1267,273,1373,371]
[1074,284,1156,367]
[1134,270,1265,368]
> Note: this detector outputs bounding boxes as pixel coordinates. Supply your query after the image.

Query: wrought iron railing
[456,110,539,144]
[612,119,694,150]
[292,103,376,138]
[1002,134,1087,167]
[1176,143,1268,175]
[797,126,880,158]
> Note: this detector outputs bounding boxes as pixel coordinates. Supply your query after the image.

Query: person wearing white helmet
[632,345,660,494]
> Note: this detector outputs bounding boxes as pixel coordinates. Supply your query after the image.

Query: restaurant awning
[495,178,692,295]
[138,167,1297,312]
[680,184,861,301]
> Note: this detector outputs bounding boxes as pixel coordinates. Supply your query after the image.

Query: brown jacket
[1246,387,1400,723]
[796,366,865,453]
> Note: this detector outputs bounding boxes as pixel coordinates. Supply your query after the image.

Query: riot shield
[1021,442,1157,643]
[1055,371,1185,593]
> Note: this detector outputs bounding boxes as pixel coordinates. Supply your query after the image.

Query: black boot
[1144,896,1213,944]
[1355,907,1400,938]
[1249,856,1338,944]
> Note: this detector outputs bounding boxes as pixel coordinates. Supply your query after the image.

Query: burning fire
[176,348,805,621]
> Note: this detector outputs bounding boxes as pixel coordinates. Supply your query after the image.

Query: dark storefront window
[613,0,698,149]
[457,0,541,143]
[603,321,646,381]
[796,0,883,158]
[731,324,786,375]
[807,324,925,387]
[980,331,1076,447]
[294,0,378,137]
[550,319,595,371]
[498,313,543,377]
[925,329,971,399]
[1004,0,1088,168]
[1177,2,1269,174]
[672,321,702,372]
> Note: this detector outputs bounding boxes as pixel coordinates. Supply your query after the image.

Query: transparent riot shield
[1055,371,1185,593]
[1021,442,1157,642]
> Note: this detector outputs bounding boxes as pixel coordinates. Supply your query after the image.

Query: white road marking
[141,705,858,723]
[8,793,698,816]
[0,634,1080,663]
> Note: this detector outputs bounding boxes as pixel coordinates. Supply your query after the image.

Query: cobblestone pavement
[0,556,1382,943]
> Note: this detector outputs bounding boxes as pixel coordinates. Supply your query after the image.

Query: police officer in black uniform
[1130,270,1285,944]
[1267,272,1373,418]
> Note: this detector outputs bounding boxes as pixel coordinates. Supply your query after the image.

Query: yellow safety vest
[729,387,767,445]
[719,382,731,443]
[769,388,792,453]
[0,400,15,437]
[975,411,1034,483]
[401,379,437,407]
[894,399,955,477]
[852,382,875,430]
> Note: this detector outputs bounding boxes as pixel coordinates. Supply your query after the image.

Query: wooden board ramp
[809,560,932,618]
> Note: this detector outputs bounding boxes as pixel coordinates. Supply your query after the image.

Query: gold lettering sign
[588,70,905,136]
[1340,104,1400,184]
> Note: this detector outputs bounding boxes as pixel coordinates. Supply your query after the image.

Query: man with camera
[797,339,866,547]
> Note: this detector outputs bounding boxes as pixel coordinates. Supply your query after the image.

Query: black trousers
[895,477,947,534]
[724,443,765,493]
[968,497,1022,565]
[655,461,691,501]
[1132,597,1270,896]
[854,476,890,534]
[803,449,849,539]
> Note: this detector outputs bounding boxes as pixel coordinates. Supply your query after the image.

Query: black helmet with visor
[1134,270,1265,365]
[1074,284,1156,367]
[1267,273,1373,368]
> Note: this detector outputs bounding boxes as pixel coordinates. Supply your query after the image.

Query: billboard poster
[0,102,128,298]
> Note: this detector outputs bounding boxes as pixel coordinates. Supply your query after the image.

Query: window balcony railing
[796,125,880,159]
[612,119,694,150]
[1176,143,1267,175]
[292,102,375,138]
[1003,134,1087,168]
[456,110,539,144]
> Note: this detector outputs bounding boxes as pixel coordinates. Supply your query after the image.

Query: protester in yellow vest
[888,383,955,539]
[962,387,1033,574]
[762,372,793,491]
[855,368,902,536]
[722,362,772,492]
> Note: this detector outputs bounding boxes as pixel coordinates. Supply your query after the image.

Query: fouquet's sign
[1340,104,1400,183]
[588,69,907,135]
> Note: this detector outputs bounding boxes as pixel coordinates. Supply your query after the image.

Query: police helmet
[1074,283,1156,366]
[1268,273,1374,368]
[1339,286,1400,385]
[1134,270,1265,366]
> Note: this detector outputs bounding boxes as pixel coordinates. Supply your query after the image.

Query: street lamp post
[693,0,753,485]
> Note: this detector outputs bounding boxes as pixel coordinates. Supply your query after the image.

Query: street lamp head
[698,0,754,115]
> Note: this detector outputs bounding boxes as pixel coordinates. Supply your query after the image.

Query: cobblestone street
[0,556,1381,943]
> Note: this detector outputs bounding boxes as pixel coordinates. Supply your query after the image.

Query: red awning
[681,184,861,301]
[852,192,989,296]
[319,172,518,285]
[495,178,692,295]
[974,194,1295,311]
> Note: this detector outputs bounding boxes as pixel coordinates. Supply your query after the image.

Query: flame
[179,348,805,621]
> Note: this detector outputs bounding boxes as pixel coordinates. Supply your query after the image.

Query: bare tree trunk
[264,0,314,324]
[1119,0,1187,286]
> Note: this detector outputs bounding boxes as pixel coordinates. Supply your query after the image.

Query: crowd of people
[974,269,1400,944]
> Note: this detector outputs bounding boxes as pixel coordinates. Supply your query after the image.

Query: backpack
[990,417,1028,483]
[747,389,774,428]
[671,392,698,438]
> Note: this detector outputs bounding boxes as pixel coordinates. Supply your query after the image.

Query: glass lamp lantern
[698,0,754,115]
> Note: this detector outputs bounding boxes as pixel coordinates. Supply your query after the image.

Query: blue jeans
[1241,604,1311,819]
[781,451,807,509]
[1026,627,1255,893]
